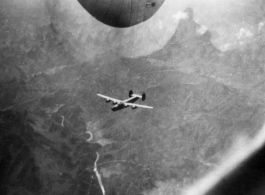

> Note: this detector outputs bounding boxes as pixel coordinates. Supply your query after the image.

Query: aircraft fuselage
[111,96,139,111]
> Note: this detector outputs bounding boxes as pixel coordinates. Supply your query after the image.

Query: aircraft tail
[129,90,133,97]
[129,90,146,101]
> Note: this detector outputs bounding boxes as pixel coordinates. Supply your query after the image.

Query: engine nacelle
[106,99,110,103]
[113,102,117,105]
[132,106,137,109]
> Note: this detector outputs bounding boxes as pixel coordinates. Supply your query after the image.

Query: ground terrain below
[1,1,265,195]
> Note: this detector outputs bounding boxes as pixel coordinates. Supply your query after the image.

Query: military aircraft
[97,90,153,111]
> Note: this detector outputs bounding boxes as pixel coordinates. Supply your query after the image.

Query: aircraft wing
[124,103,153,109]
[97,94,121,103]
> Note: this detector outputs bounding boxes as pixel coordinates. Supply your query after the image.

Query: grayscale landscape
[1,0,265,195]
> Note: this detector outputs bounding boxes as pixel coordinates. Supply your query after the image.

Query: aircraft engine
[106,99,110,103]
[132,106,137,109]
[77,0,165,28]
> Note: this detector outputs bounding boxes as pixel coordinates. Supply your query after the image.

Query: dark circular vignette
[77,0,165,27]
